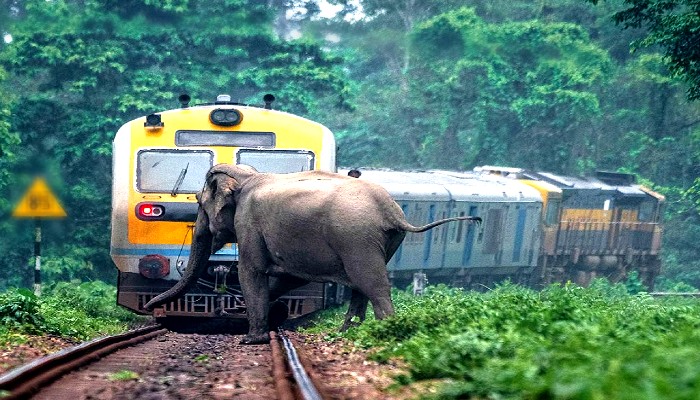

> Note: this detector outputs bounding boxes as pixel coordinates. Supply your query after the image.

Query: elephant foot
[240,332,271,345]
[339,320,361,332]
[339,315,365,332]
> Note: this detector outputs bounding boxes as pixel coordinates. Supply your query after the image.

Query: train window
[545,200,561,225]
[638,201,653,222]
[137,150,213,194]
[176,130,275,147]
[236,149,314,173]
[455,211,465,243]
[438,211,447,243]
[603,199,611,210]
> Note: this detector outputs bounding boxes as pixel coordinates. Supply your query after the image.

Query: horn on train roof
[178,93,191,108]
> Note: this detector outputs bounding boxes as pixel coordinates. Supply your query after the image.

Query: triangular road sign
[12,178,67,218]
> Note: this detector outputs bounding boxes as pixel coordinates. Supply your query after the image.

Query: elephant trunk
[144,209,213,311]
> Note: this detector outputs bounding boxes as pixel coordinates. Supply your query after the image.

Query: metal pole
[34,219,41,296]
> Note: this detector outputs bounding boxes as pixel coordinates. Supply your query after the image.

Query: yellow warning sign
[12,178,67,218]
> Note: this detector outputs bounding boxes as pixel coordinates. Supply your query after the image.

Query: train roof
[154,103,327,127]
[339,168,542,203]
[531,171,649,198]
[475,165,650,198]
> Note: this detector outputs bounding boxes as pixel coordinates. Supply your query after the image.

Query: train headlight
[210,108,242,127]
[144,113,164,130]
[138,254,170,279]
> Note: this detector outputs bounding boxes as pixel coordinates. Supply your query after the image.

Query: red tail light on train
[137,203,164,218]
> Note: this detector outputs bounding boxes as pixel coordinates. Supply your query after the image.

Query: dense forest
[0,0,697,290]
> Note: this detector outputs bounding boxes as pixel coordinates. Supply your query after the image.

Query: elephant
[145,164,481,344]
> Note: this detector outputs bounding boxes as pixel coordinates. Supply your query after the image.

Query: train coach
[110,93,338,321]
[340,168,544,289]
[345,166,665,290]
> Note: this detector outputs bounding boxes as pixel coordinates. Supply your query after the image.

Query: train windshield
[137,150,213,193]
[236,149,314,173]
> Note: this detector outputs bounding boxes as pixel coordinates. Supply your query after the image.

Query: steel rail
[270,330,328,400]
[0,324,167,400]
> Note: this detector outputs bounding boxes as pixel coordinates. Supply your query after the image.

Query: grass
[303,280,700,400]
[108,370,140,381]
[0,280,146,347]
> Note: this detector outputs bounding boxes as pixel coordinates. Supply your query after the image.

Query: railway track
[0,325,328,399]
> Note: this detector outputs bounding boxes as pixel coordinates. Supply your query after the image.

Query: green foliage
[0,282,144,343]
[587,0,700,100]
[328,284,700,399]
[46,281,140,321]
[0,288,45,334]
[407,9,612,172]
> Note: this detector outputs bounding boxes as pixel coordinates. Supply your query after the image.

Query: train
[110,93,338,321]
[111,93,665,323]
[342,166,664,291]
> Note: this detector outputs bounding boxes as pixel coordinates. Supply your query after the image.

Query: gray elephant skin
[145,164,481,344]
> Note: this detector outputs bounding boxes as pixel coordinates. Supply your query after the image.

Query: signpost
[12,178,67,296]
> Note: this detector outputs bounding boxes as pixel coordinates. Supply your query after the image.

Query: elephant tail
[399,216,482,233]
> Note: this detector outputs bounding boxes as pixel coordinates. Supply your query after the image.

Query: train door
[422,204,436,268]
[482,207,504,265]
[461,205,479,266]
[512,206,527,263]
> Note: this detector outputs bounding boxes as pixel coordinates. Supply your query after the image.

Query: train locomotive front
[110,94,337,321]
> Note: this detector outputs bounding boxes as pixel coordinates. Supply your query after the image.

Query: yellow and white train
[110,94,337,320]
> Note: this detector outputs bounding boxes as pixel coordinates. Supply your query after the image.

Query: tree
[374,7,612,172]
[0,0,349,287]
[586,0,700,100]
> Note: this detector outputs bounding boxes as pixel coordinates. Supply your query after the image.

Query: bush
[0,281,145,342]
[44,281,139,321]
[0,288,46,334]
[319,283,700,400]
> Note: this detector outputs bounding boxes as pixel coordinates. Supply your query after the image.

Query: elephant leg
[340,289,369,332]
[238,264,271,345]
[267,276,308,330]
[342,252,395,322]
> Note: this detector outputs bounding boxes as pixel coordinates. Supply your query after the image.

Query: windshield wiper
[171,162,189,197]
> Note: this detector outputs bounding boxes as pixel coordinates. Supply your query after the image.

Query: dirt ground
[1,334,78,374]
